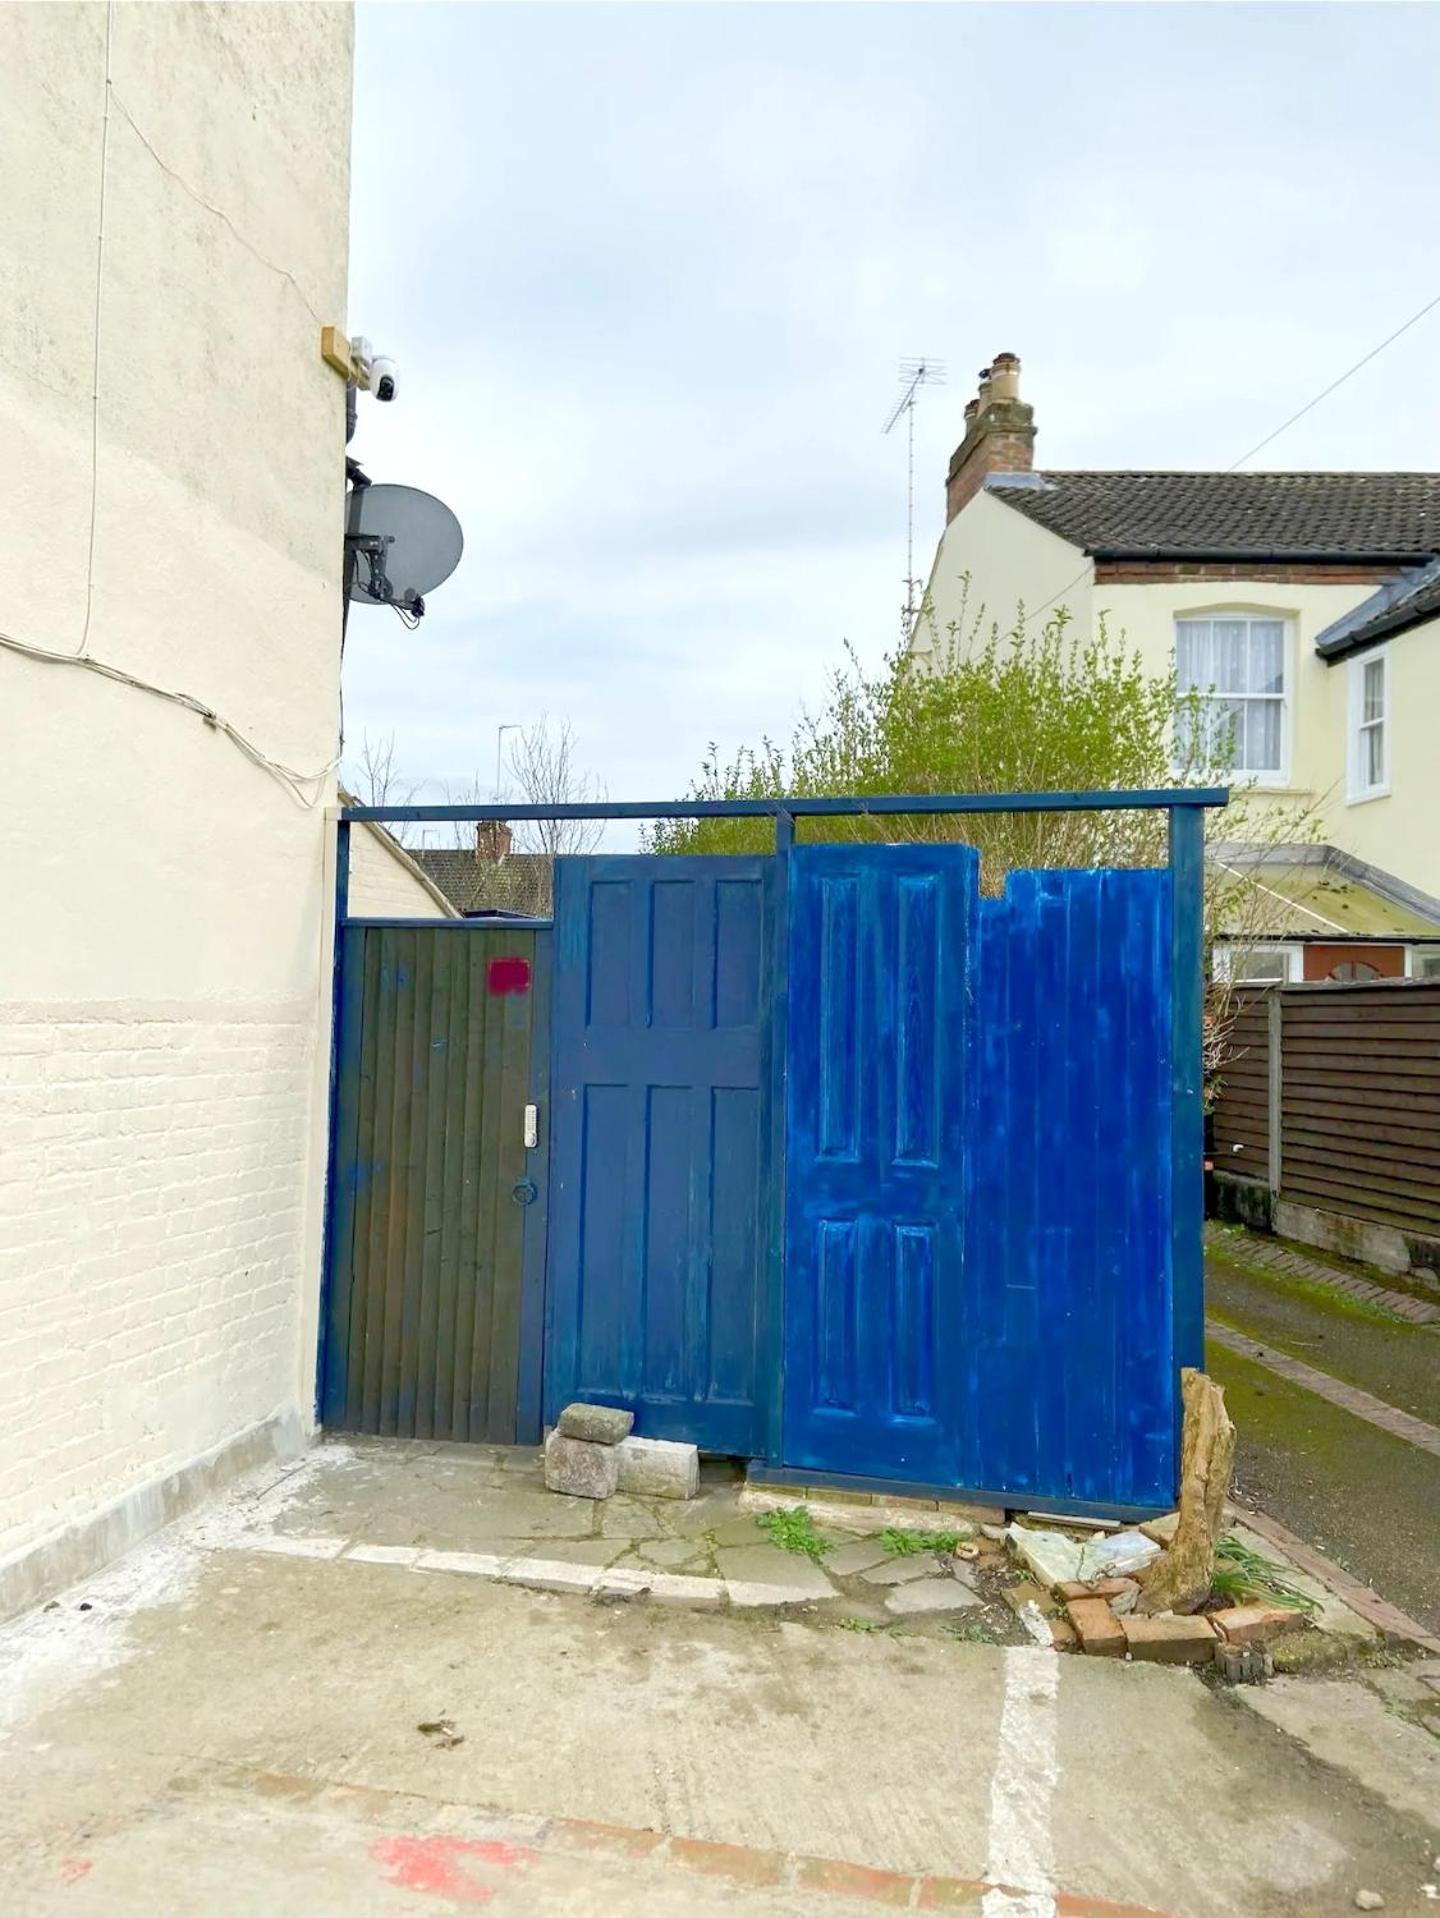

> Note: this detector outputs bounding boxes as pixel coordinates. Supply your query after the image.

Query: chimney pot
[944,350,1036,523]
[475,820,513,861]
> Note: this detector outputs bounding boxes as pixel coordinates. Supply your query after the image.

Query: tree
[342,731,419,845]
[437,717,608,855]
[650,593,1317,1089]
[505,717,608,856]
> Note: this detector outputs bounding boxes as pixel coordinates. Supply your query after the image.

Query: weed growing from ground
[755,1506,832,1560]
[879,1526,962,1557]
[1211,1536,1318,1613]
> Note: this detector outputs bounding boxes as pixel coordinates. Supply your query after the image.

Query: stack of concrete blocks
[543,1403,700,1502]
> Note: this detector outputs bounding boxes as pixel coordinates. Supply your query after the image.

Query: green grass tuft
[755,1506,832,1560]
[1213,1536,1319,1614]
[879,1525,962,1557]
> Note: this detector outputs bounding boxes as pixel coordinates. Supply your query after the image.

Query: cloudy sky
[342,2,1440,829]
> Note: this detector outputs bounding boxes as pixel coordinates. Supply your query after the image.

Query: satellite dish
[345,482,463,617]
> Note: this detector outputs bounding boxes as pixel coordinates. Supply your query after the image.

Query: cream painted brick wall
[0,3,353,1587]
[348,822,455,919]
[0,1004,317,1565]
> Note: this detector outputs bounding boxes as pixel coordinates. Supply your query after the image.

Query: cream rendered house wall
[1320,618,1440,901]
[910,487,1094,661]
[0,2,353,1612]
[909,488,1435,893]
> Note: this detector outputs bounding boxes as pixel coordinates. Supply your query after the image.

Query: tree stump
[1138,1368,1235,1616]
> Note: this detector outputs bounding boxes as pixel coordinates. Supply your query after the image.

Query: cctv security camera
[370,356,399,402]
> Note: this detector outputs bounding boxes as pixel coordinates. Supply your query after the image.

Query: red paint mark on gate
[486,956,531,997]
[369,1834,535,1904]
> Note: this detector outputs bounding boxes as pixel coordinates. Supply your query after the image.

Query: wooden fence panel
[1213,980,1440,1239]
[1213,991,1271,1186]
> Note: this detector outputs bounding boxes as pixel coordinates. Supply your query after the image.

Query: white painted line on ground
[1208,1320,1440,1457]
[980,1645,1060,1918]
[232,1530,845,1614]
[246,1534,348,1560]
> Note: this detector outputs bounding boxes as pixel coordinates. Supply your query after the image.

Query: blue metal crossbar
[342,788,1228,825]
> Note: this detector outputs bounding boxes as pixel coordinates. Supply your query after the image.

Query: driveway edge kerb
[1232,1504,1440,1656]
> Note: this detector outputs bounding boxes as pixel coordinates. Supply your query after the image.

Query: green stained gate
[320,921,549,1442]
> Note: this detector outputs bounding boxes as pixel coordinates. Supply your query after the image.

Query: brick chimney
[945,351,1036,523]
[475,820,513,861]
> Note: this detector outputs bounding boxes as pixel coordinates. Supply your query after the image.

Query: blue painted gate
[783,845,1177,1509]
[544,856,775,1453]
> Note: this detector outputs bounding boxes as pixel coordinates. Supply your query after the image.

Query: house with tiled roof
[911,354,1440,978]
[413,823,554,920]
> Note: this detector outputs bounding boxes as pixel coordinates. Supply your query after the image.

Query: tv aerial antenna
[882,358,946,637]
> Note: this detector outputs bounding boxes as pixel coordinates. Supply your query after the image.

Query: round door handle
[511,1178,538,1207]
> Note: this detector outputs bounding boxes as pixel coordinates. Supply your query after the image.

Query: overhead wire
[0,1,340,810]
[1012,290,1440,634]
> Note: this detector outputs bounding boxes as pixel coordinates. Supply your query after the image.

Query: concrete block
[544,1430,621,1500]
[615,1435,699,1500]
[1066,1596,1126,1657]
[1122,1614,1217,1664]
[556,1403,634,1446]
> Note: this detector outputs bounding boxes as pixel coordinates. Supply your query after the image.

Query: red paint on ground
[58,1858,93,1886]
[486,956,531,997]
[370,1834,535,1904]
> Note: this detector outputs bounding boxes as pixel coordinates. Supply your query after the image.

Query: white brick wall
[0,1002,320,1568]
[348,821,455,919]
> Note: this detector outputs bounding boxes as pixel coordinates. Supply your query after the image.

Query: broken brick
[1056,1578,1140,1603]
[1122,1615,1217,1664]
[1002,1579,1059,1619]
[1066,1597,1126,1657]
[1211,1604,1302,1646]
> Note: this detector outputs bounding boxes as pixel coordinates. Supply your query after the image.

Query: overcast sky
[342,2,1440,828]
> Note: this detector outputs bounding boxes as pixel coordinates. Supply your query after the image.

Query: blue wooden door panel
[785,848,1177,1509]
[966,867,1174,1507]
[546,856,772,1452]
[783,844,975,1482]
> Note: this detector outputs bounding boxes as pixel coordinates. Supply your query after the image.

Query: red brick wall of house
[1301,944,1406,982]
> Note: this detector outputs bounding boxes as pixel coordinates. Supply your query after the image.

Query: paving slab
[858,1556,937,1587]
[597,1499,667,1542]
[715,1546,834,1601]
[636,1540,706,1570]
[825,1539,891,1577]
[883,1578,981,1617]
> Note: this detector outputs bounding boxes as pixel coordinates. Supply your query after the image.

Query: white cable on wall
[1,0,340,812]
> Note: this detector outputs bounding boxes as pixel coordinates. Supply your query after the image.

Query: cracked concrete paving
[1,1443,1437,1917]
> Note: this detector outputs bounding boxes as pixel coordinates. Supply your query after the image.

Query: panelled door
[783,844,975,1483]
[545,856,774,1454]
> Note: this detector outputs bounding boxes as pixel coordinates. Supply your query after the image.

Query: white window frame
[1173,611,1292,788]
[1405,947,1440,980]
[1346,645,1390,804]
[1213,942,1300,985]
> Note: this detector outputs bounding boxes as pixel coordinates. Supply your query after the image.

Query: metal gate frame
[320,786,1227,1514]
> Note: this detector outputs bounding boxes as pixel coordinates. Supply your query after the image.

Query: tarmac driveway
[1,1442,1437,1917]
